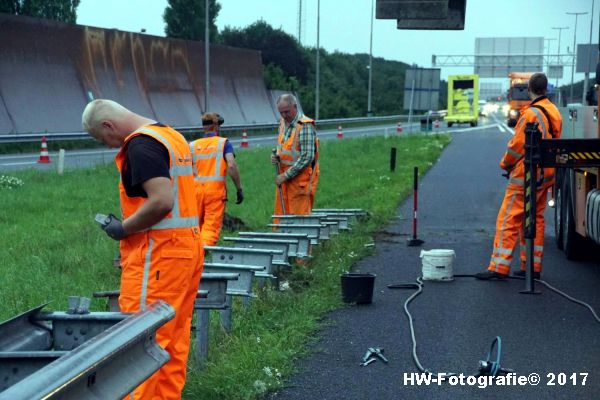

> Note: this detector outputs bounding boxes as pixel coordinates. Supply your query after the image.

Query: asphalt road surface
[0,117,506,172]
[268,117,600,400]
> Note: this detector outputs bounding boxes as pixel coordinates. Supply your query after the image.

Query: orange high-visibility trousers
[197,189,226,246]
[273,172,318,218]
[487,185,548,275]
[119,229,203,400]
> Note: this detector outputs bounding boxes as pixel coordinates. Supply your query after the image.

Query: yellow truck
[444,74,479,127]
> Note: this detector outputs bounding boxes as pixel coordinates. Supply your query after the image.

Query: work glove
[97,213,127,241]
[236,188,244,204]
[501,171,510,179]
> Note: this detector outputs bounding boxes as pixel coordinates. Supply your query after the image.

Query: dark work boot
[474,271,508,280]
[513,270,541,279]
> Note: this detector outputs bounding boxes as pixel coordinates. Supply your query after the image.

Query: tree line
[1,0,444,117]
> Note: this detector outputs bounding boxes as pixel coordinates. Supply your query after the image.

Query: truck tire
[554,182,564,250]
[470,121,477,127]
[562,185,583,260]
[447,122,453,128]
[586,189,600,244]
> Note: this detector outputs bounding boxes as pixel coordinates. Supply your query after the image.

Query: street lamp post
[566,11,588,104]
[204,0,210,111]
[582,0,595,104]
[315,0,320,120]
[367,0,374,117]
[552,26,568,104]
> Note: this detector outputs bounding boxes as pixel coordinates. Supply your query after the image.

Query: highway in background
[0,114,510,172]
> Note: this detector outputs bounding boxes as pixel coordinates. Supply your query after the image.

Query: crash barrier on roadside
[89,209,367,386]
[0,13,278,136]
[0,299,174,398]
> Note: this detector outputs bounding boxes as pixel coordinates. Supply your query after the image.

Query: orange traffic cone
[336,125,344,139]
[396,122,403,134]
[37,136,51,163]
[241,130,249,148]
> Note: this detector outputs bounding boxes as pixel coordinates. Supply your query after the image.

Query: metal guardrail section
[223,237,292,266]
[238,232,311,258]
[272,214,328,226]
[321,221,340,235]
[0,351,67,393]
[322,216,351,230]
[197,273,239,310]
[269,223,326,241]
[202,263,263,297]
[0,115,407,143]
[0,301,174,399]
[204,246,279,277]
[312,208,367,215]
[0,305,51,351]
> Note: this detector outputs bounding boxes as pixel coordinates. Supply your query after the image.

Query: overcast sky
[77,0,598,89]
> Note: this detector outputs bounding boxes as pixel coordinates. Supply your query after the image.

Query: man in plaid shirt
[271,94,320,220]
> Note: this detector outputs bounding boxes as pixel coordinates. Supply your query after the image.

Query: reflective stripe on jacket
[190,136,228,193]
[501,97,562,188]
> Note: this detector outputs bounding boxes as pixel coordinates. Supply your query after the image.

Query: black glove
[501,171,510,179]
[101,214,127,240]
[236,188,244,204]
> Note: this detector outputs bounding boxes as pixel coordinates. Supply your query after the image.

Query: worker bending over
[82,99,203,399]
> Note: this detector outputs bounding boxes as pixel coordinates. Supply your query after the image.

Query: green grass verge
[0,133,450,399]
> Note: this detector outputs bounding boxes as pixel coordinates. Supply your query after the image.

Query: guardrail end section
[0,300,175,400]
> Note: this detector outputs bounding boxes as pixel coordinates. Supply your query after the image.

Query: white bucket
[420,249,455,281]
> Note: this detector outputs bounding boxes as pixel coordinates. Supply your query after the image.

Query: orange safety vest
[116,125,199,233]
[277,116,319,185]
[189,135,228,194]
[501,97,562,189]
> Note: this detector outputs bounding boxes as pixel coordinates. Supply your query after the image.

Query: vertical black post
[390,147,397,172]
[520,122,541,295]
[407,166,424,246]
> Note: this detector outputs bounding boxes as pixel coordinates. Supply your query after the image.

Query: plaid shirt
[281,113,316,180]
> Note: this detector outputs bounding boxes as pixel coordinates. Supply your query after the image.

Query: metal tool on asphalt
[368,347,389,363]
[359,358,376,367]
[360,347,388,366]
[407,166,424,246]
[272,148,286,215]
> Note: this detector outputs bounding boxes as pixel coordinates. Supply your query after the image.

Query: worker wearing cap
[190,112,243,246]
[82,99,202,399]
[476,72,562,280]
[271,94,319,222]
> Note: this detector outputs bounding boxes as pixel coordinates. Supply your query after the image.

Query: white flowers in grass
[0,175,24,189]
[254,366,283,394]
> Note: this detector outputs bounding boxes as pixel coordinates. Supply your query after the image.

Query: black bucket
[340,273,376,304]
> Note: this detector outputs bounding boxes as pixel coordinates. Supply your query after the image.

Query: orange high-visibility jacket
[277,116,320,185]
[115,125,202,399]
[116,125,199,234]
[501,97,562,188]
[190,136,228,195]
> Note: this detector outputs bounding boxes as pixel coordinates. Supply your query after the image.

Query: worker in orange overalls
[82,99,203,399]
[190,112,243,246]
[271,94,319,222]
[476,72,562,280]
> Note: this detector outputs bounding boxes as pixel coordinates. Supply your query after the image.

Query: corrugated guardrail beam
[0,301,174,400]
[0,305,51,352]
[0,115,408,143]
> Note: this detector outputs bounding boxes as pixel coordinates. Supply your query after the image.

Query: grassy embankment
[0,133,450,399]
